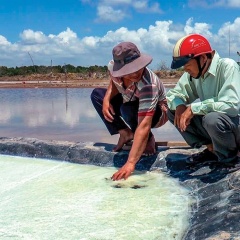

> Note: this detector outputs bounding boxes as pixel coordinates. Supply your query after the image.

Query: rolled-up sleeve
[166,73,198,110]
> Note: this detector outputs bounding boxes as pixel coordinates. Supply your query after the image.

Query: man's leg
[167,109,212,148]
[90,88,127,135]
[120,100,139,132]
[111,100,139,152]
[167,110,240,162]
[203,112,239,162]
[167,109,218,163]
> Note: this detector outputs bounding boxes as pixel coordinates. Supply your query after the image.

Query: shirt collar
[207,50,219,77]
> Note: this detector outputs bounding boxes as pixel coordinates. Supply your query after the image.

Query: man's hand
[111,162,135,181]
[102,100,115,122]
[102,79,118,122]
[175,105,193,132]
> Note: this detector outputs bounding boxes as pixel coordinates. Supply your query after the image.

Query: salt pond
[0,88,184,143]
[0,155,192,240]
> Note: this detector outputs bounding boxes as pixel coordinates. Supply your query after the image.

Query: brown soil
[0,71,182,88]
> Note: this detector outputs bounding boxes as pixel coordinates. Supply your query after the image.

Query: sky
[0,0,240,69]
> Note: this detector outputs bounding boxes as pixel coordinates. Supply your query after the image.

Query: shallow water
[0,88,184,143]
[0,155,192,240]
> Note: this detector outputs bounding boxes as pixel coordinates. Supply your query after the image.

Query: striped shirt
[111,67,168,127]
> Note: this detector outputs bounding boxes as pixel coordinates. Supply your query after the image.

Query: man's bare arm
[111,115,153,180]
[103,79,119,122]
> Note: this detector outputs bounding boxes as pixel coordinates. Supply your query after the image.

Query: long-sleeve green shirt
[166,51,240,117]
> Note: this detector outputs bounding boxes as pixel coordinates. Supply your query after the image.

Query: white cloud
[132,1,163,13]
[51,27,78,44]
[96,5,126,22]
[215,17,240,54]
[104,0,132,4]
[0,17,240,68]
[184,18,213,37]
[214,0,240,7]
[95,0,163,22]
[188,0,240,8]
[0,35,10,46]
[82,36,99,47]
[20,30,48,44]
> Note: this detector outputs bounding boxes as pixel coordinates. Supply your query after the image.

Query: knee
[90,88,98,101]
[202,112,225,132]
[90,88,104,103]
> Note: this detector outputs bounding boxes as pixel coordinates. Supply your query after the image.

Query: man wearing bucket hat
[91,42,168,180]
[166,33,240,165]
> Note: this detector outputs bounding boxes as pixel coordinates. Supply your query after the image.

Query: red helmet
[171,34,212,69]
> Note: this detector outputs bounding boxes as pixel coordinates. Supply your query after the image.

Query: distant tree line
[0,64,108,77]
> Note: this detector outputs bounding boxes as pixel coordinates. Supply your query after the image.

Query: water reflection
[0,88,184,143]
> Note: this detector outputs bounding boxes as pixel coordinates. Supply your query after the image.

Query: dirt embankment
[0,70,183,88]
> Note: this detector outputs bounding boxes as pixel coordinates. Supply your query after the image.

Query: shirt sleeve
[166,73,198,110]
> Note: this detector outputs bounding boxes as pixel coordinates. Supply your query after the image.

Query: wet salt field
[0,88,184,144]
[0,155,192,240]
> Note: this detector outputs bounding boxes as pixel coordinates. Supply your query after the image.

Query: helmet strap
[190,56,207,80]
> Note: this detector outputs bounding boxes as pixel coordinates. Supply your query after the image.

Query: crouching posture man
[166,33,240,164]
[91,42,168,180]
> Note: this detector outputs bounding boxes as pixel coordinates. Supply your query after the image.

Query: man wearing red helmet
[167,33,240,164]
